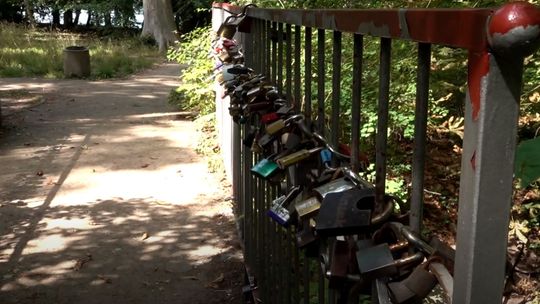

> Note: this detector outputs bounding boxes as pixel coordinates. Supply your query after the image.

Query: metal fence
[212,2,540,303]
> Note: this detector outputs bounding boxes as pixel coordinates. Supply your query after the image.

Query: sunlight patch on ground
[26,234,83,253]
[49,163,217,206]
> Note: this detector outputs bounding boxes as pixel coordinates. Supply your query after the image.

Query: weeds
[0,22,161,79]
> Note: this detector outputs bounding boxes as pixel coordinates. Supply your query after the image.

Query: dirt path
[0,63,244,304]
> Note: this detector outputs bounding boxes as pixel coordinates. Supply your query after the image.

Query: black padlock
[387,262,437,303]
[326,239,359,289]
[356,239,424,280]
[296,217,319,256]
[315,188,374,237]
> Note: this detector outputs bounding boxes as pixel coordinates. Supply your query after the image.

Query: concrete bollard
[63,46,90,78]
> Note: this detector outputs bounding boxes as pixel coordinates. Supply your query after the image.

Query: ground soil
[0,63,244,304]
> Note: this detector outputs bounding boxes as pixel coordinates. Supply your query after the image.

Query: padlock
[387,262,437,303]
[326,239,360,289]
[265,114,304,135]
[267,186,302,226]
[280,132,302,151]
[312,177,355,201]
[294,196,321,218]
[242,127,257,147]
[296,217,318,252]
[315,188,374,237]
[428,262,453,303]
[276,147,322,169]
[256,132,276,148]
[243,101,272,113]
[261,112,279,124]
[250,158,279,179]
[226,64,252,75]
[275,103,293,115]
[265,89,280,101]
[356,223,425,280]
[355,243,424,280]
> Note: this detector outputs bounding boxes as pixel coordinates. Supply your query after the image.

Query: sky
[33,10,144,27]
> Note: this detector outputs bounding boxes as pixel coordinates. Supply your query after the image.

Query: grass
[0,22,161,79]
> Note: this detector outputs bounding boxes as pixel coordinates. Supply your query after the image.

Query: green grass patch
[0,22,161,79]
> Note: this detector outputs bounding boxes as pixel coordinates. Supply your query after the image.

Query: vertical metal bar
[266,20,271,78]
[453,52,524,303]
[233,112,242,230]
[317,29,325,132]
[271,187,279,304]
[351,34,363,172]
[278,23,284,93]
[318,258,325,304]
[410,43,431,234]
[375,38,391,207]
[294,25,302,110]
[303,255,310,304]
[304,27,313,122]
[330,31,342,149]
[272,22,278,84]
[286,24,293,102]
[286,227,292,304]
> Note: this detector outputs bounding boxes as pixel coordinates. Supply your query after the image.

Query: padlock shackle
[393,251,424,268]
[399,226,435,256]
[312,132,351,160]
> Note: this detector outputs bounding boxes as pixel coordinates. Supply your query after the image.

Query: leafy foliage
[167,25,215,115]
[516,137,540,188]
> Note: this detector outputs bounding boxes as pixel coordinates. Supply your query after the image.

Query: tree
[141,0,177,52]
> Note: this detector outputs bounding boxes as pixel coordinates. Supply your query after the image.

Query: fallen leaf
[140,232,149,241]
[97,275,112,284]
[36,170,44,177]
[72,254,92,271]
[141,164,149,168]
[180,276,199,280]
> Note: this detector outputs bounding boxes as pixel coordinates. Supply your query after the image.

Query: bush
[167,26,215,115]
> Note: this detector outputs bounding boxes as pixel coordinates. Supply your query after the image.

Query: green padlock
[251,158,279,179]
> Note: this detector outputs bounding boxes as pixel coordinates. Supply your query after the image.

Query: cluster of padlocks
[211,7,454,303]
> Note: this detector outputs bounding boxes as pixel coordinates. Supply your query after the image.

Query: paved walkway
[0,63,243,304]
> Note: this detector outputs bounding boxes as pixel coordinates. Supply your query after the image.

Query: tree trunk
[52,9,60,26]
[23,0,35,26]
[141,0,177,52]
[74,9,81,25]
[104,12,112,27]
[64,10,73,27]
[86,11,92,26]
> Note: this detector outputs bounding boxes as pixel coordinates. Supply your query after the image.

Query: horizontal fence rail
[212,2,540,304]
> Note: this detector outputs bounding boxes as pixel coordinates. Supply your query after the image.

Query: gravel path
[0,63,243,304]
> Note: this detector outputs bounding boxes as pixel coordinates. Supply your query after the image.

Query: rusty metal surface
[246,7,492,50]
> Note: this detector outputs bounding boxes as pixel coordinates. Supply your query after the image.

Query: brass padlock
[265,114,304,135]
[294,196,321,218]
[275,147,322,169]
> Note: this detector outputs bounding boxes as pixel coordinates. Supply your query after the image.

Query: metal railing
[212,2,540,303]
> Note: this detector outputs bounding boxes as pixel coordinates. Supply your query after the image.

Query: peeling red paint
[488,2,540,36]
[468,51,489,121]
[406,10,490,51]
[470,150,477,171]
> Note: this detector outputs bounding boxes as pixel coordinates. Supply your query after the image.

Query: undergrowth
[167,26,215,115]
[0,22,161,79]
